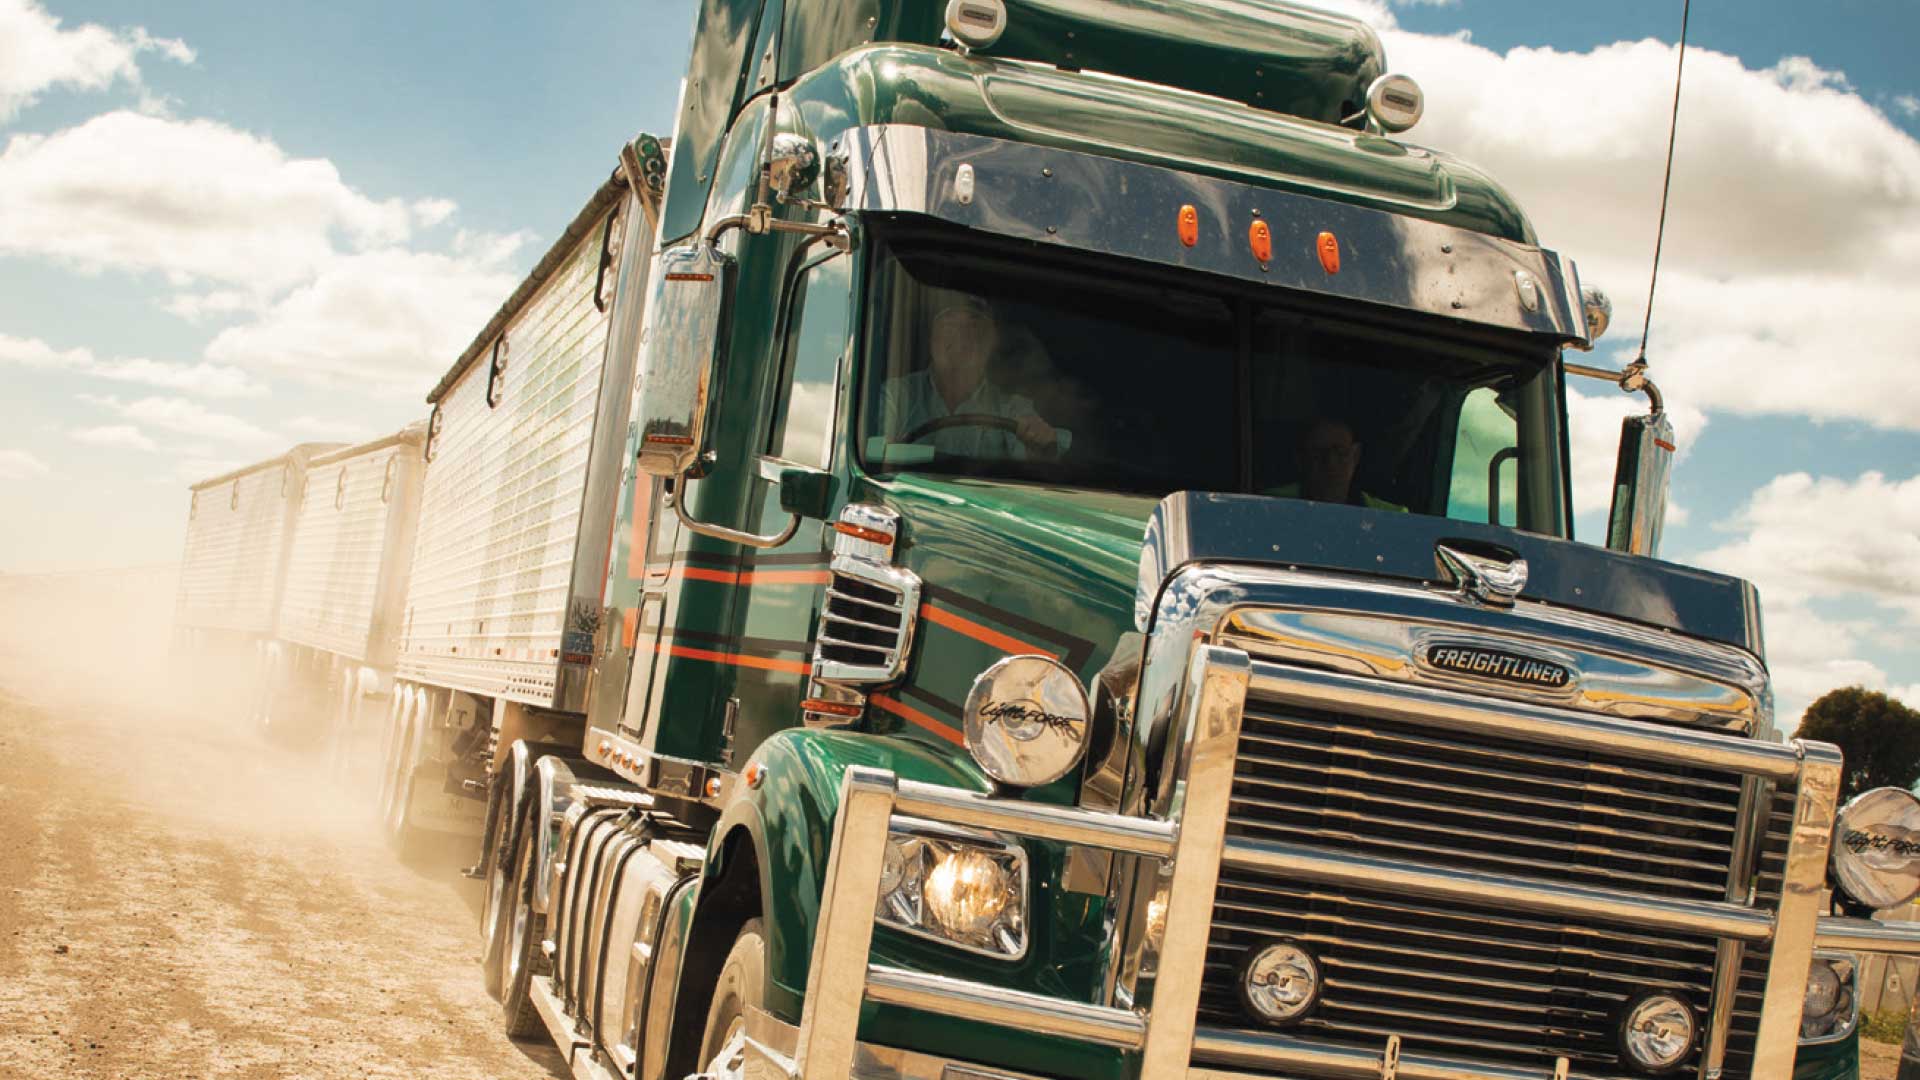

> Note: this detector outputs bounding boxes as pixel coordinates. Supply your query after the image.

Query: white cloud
[0,0,193,123]
[0,449,49,479]
[70,424,155,451]
[170,455,240,484]
[1897,95,1920,119]
[204,247,523,395]
[0,111,414,294]
[0,109,526,394]
[1375,32,1920,431]
[411,198,458,227]
[1694,471,1920,724]
[0,332,264,398]
[81,393,274,445]
[285,415,372,443]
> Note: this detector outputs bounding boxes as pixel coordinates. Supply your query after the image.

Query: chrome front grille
[1199,695,1771,1075]
[1724,788,1796,1077]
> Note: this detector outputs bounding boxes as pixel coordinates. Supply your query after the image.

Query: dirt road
[0,684,567,1080]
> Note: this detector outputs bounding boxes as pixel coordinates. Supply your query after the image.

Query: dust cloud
[0,567,565,1079]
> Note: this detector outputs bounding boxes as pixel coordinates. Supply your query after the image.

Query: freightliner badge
[1425,644,1573,690]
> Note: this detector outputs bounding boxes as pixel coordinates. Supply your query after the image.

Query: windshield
[856,229,1569,537]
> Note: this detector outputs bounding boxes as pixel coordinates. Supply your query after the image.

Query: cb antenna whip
[1634,0,1693,373]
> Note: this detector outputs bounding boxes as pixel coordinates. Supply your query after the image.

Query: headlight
[874,825,1027,959]
[1832,787,1920,909]
[962,654,1092,788]
[1800,953,1859,1044]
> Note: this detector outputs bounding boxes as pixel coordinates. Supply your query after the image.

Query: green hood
[855,472,1153,689]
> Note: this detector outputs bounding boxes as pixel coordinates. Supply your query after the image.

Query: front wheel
[697,918,767,1076]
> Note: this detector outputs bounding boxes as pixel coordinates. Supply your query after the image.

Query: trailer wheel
[697,918,766,1075]
[382,711,431,862]
[499,804,548,1038]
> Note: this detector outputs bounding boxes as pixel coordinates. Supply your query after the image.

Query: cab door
[722,244,854,765]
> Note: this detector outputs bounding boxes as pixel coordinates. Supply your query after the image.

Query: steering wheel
[902,413,1021,444]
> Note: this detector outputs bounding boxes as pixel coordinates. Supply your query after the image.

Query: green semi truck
[286,1,1920,1078]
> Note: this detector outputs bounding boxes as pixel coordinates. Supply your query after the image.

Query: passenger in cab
[1267,417,1407,511]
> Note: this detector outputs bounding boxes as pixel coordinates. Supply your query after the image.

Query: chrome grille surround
[1119,563,1835,1080]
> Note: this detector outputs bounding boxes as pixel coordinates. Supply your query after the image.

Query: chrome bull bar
[789,643,1884,1080]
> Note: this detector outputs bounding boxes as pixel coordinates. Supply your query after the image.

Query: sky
[1,0,1916,728]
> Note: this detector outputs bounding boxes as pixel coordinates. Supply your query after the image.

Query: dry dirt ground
[0,682,568,1080]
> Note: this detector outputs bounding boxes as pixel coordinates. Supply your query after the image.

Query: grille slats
[1232,764,1738,847]
[1199,694,1774,1076]
[815,570,910,675]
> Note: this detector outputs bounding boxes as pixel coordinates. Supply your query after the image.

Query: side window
[1447,386,1519,526]
[768,253,852,469]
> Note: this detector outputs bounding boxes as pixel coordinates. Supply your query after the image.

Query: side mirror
[1605,411,1675,557]
[761,457,835,520]
[635,242,736,478]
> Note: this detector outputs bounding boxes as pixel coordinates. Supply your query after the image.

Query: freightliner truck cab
[480,3,1920,1080]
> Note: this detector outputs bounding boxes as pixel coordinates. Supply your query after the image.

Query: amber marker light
[801,697,863,718]
[1249,220,1273,264]
[833,521,893,545]
[1317,231,1341,275]
[1178,205,1199,247]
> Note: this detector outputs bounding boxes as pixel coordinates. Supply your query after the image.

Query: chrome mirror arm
[666,474,800,549]
[1566,360,1665,416]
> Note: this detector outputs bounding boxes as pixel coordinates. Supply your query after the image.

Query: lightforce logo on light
[1426,645,1572,689]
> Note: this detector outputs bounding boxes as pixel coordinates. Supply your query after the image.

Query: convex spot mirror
[1605,411,1675,557]
[767,133,820,202]
[635,242,736,478]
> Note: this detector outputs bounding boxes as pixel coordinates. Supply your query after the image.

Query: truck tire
[383,717,431,863]
[479,782,512,999]
[499,804,548,1038]
[698,919,767,1074]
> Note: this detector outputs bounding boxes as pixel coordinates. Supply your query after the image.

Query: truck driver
[882,295,1066,460]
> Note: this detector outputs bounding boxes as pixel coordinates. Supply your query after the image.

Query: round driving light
[1804,960,1842,1019]
[1618,992,1695,1074]
[1238,941,1321,1026]
[962,654,1092,787]
[924,847,1012,939]
[1832,787,1920,909]
[1364,73,1425,134]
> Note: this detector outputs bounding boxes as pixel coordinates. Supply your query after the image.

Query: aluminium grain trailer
[172,443,342,715]
[267,423,427,764]
[375,140,662,849]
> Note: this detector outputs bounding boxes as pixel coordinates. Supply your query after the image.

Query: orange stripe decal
[622,607,639,648]
[922,602,1057,659]
[739,569,831,585]
[674,565,831,586]
[872,693,965,747]
[661,642,809,675]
